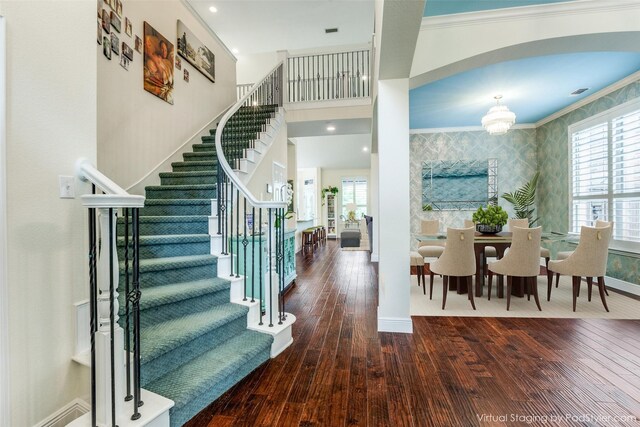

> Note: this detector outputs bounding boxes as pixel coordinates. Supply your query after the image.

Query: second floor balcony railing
[287,49,371,103]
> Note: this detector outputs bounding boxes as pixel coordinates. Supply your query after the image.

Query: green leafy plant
[321,186,339,205]
[501,172,540,226]
[472,205,508,227]
[422,204,433,211]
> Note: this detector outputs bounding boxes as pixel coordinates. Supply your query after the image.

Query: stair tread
[117,234,210,245]
[126,254,217,272]
[141,302,248,365]
[123,277,230,312]
[146,330,272,409]
[118,215,209,223]
[144,199,213,206]
[146,184,217,190]
[172,160,218,164]
[159,171,217,177]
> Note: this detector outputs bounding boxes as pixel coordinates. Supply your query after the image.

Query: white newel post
[95,207,125,425]
[264,211,281,327]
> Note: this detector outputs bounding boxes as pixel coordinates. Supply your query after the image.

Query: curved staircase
[116,104,283,426]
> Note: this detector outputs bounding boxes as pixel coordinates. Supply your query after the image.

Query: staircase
[116,104,282,427]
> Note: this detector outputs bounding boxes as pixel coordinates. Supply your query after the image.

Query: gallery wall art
[144,21,174,104]
[177,20,215,83]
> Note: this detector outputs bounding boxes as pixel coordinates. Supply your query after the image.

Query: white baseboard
[377,315,413,333]
[602,276,640,297]
[32,398,89,427]
[371,252,379,262]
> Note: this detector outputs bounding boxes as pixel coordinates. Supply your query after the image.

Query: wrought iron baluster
[88,203,97,427]
[251,206,256,303]
[123,208,133,402]
[108,209,116,427]
[259,208,264,325]
[131,207,143,419]
[236,189,240,278]
[229,182,234,276]
[243,197,248,301]
[268,208,273,327]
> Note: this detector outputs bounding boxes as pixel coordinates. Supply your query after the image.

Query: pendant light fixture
[481,95,516,135]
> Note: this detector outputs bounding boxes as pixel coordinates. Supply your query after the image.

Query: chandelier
[481,95,516,135]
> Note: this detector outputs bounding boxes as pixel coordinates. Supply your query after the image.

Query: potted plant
[321,186,339,205]
[472,205,508,234]
[501,171,540,226]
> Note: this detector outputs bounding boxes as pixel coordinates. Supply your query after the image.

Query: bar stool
[302,229,314,254]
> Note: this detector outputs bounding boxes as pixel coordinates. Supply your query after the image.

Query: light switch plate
[59,175,75,199]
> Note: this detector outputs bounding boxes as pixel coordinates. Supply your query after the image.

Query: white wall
[320,168,370,236]
[98,1,237,189]
[0,1,96,425]
[246,123,288,202]
[0,15,8,427]
[236,51,279,85]
[377,78,412,333]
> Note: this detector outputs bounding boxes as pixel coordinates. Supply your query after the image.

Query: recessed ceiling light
[231,48,239,54]
[326,125,336,131]
[363,147,368,152]
[362,75,368,81]
[209,6,218,13]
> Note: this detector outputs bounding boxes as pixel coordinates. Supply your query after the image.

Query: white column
[95,208,125,425]
[370,152,379,262]
[377,79,412,333]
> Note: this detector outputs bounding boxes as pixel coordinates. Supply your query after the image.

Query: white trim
[377,316,413,333]
[0,16,9,427]
[180,0,237,62]
[421,0,640,30]
[537,70,640,127]
[32,399,90,427]
[602,276,640,297]
[371,253,379,262]
[410,123,536,134]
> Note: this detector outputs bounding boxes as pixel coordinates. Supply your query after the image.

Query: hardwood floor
[186,241,640,426]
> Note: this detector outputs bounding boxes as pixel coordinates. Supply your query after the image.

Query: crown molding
[410,124,536,134]
[536,70,640,127]
[181,0,237,62]
[421,0,640,30]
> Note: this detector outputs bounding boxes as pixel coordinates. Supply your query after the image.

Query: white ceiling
[288,118,371,138]
[187,0,375,55]
[294,134,371,169]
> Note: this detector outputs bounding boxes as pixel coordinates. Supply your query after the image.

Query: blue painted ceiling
[409,52,640,129]
[424,0,575,17]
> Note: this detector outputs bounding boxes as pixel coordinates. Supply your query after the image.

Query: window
[569,98,640,249]
[341,177,367,219]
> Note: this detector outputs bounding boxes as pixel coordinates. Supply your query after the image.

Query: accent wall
[410,129,538,250]
[537,78,640,285]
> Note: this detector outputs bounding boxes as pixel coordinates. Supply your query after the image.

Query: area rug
[341,236,370,251]
[411,274,640,319]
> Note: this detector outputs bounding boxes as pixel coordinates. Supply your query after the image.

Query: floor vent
[325,27,338,33]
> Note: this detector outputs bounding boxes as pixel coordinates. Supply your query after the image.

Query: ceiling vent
[570,88,589,96]
[325,28,338,34]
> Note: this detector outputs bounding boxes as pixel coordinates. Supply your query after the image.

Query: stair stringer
[234,107,285,181]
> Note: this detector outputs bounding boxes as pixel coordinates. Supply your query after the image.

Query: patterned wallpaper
[410,129,538,250]
[537,79,640,285]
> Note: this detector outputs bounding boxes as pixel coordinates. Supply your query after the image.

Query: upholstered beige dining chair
[547,224,612,312]
[553,220,611,297]
[418,219,445,278]
[429,226,476,310]
[508,218,551,273]
[487,226,543,311]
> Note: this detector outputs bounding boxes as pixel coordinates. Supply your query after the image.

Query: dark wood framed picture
[110,11,121,33]
[122,42,133,60]
[143,22,174,104]
[101,9,110,34]
[125,17,132,37]
[103,36,111,59]
[134,35,142,53]
[177,20,215,83]
[111,33,120,55]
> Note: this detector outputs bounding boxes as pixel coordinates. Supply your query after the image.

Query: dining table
[416,231,568,299]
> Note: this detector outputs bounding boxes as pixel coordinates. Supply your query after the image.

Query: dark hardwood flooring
[186,241,640,426]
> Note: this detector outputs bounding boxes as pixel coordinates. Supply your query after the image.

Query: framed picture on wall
[143,22,174,104]
[122,42,133,60]
[111,33,120,55]
[125,17,132,37]
[177,19,215,83]
[134,35,142,53]
[101,9,110,34]
[103,36,111,59]
[110,11,121,33]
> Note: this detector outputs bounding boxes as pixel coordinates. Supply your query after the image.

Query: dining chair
[418,219,445,268]
[487,226,543,311]
[429,226,476,310]
[547,224,612,312]
[508,218,551,274]
[553,220,611,297]
[410,251,425,290]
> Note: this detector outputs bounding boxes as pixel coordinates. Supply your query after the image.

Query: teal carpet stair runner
[117,105,280,426]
